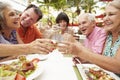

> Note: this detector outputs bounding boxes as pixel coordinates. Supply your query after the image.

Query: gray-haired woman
[0,2,55,61]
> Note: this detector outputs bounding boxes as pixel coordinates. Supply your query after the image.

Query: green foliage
[67,0,81,7]
[81,0,98,13]
[51,0,67,10]
[33,0,100,23]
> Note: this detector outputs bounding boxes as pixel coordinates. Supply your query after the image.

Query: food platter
[0,55,44,80]
[76,64,120,80]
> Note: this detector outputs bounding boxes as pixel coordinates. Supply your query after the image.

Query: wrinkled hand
[28,39,56,54]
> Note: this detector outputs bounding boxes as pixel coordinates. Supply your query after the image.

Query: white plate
[27,54,49,61]
[0,57,44,80]
[76,64,120,80]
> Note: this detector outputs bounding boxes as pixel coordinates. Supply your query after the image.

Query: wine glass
[51,24,63,42]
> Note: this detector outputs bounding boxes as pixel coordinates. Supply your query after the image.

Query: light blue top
[102,34,120,77]
[103,34,120,57]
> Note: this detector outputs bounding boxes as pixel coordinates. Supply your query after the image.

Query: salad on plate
[76,64,120,80]
[0,55,42,80]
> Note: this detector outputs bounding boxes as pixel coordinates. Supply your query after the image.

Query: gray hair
[0,2,11,30]
[87,13,96,22]
[79,13,96,22]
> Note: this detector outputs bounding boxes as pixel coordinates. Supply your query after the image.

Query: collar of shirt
[87,26,98,41]
[20,24,34,32]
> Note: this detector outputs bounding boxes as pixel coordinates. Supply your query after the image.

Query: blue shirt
[0,30,18,44]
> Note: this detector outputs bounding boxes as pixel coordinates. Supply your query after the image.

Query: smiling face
[3,7,20,30]
[103,5,120,33]
[78,14,96,36]
[20,8,39,28]
[59,20,67,31]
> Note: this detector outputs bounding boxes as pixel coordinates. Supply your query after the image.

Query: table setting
[0,49,119,80]
[0,49,78,80]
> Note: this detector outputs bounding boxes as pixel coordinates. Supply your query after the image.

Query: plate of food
[76,64,120,80]
[0,55,43,80]
[26,53,50,61]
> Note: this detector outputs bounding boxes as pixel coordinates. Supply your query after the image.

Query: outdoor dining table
[32,49,120,80]
[34,49,82,80]
[1,49,120,80]
[1,49,119,80]
[0,49,82,80]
